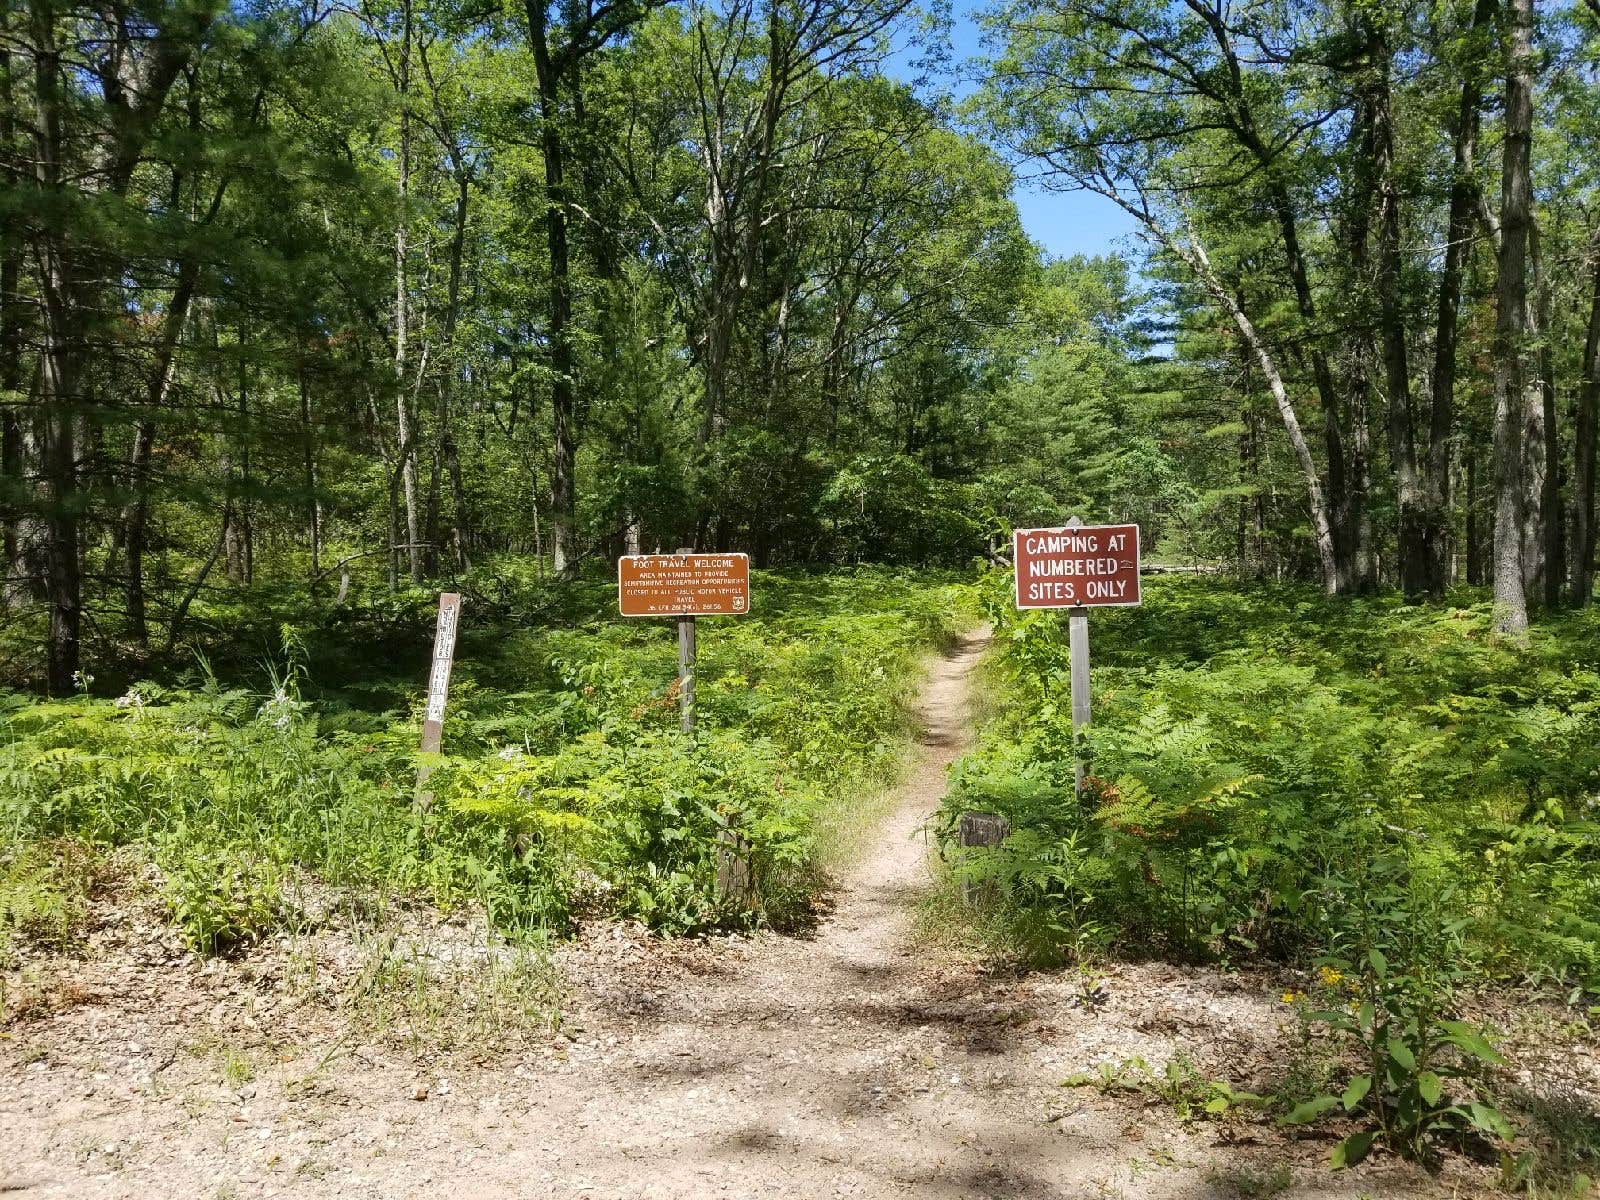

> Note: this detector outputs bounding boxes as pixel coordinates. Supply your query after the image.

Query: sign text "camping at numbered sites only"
[1013,524,1141,609]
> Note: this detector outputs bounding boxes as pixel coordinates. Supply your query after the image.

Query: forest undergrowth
[0,563,971,978]
[938,574,1600,1184]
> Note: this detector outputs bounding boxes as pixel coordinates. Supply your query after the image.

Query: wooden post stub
[958,811,1011,909]
[715,815,754,907]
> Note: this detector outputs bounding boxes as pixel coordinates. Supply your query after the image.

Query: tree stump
[715,819,754,908]
[958,811,1011,909]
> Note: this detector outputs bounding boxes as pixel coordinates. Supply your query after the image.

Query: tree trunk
[692,8,791,539]
[1532,223,1562,608]
[438,169,471,573]
[1490,0,1535,635]
[1427,0,1495,598]
[526,0,578,579]
[394,0,423,587]
[1363,29,1431,597]
[1519,221,1555,605]
[1574,236,1600,606]
[299,358,322,588]
[30,6,82,694]
[1193,2,1365,591]
[1465,439,1483,586]
[1,405,19,606]
[1187,234,1341,593]
[122,259,200,644]
[0,46,23,609]
[123,419,156,642]
[227,333,253,586]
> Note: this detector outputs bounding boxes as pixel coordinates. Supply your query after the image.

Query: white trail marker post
[416,591,462,808]
[1012,517,1142,796]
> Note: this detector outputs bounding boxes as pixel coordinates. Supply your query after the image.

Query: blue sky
[1011,187,1143,261]
[887,6,1143,261]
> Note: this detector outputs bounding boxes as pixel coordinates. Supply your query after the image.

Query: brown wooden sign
[1013,522,1141,609]
[619,553,750,618]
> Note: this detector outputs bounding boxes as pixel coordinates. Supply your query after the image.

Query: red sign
[619,553,750,617]
[1013,523,1141,609]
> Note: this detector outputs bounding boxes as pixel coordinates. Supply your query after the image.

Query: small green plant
[159,834,284,956]
[220,1046,254,1089]
[941,575,1600,985]
[0,839,102,964]
[1283,835,1514,1167]
[1206,1162,1292,1199]
[1064,1053,1262,1123]
[1497,1086,1600,1196]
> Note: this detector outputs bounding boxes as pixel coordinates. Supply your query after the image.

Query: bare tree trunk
[1349,353,1377,591]
[7,409,44,607]
[227,332,253,586]
[1490,0,1535,635]
[1520,221,1556,605]
[30,5,81,693]
[1535,225,1562,610]
[1186,234,1340,593]
[1366,31,1431,597]
[1465,438,1483,586]
[1574,235,1600,606]
[394,0,423,587]
[437,167,471,572]
[1428,0,1495,598]
[692,5,793,544]
[122,418,156,641]
[1191,1,1364,591]
[0,405,19,604]
[299,358,322,587]
[526,0,578,579]
[0,46,23,610]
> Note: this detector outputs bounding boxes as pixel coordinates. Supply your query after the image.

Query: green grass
[0,562,975,961]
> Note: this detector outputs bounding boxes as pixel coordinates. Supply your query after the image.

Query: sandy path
[453,631,1442,1199]
[1,631,1461,1199]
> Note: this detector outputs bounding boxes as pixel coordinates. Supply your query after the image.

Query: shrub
[939,572,1600,1166]
[0,565,974,951]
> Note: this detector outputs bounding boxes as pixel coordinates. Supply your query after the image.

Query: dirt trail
[2,632,1461,1198]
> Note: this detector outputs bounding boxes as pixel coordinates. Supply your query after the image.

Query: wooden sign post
[416,591,462,807]
[618,550,750,734]
[1013,518,1141,795]
[677,597,696,734]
